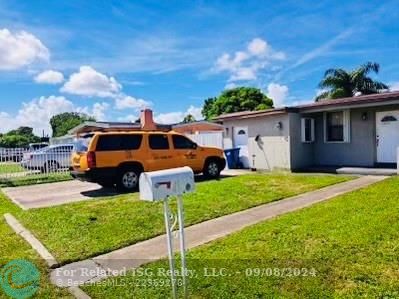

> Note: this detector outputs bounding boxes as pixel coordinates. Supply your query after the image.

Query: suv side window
[149,134,169,150]
[172,135,197,149]
[96,135,143,151]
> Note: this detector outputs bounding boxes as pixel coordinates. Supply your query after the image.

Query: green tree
[316,62,389,101]
[50,112,95,137]
[182,114,196,123]
[0,126,40,148]
[202,87,273,120]
[201,97,217,120]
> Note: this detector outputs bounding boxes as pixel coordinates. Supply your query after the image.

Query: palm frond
[328,88,349,99]
[318,75,348,89]
[324,68,348,78]
[314,91,331,102]
[317,62,387,101]
[359,62,380,75]
[357,77,389,95]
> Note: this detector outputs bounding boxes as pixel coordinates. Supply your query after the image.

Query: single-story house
[172,121,223,135]
[52,109,223,148]
[215,91,399,171]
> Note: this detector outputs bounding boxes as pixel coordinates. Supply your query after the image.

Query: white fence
[0,147,72,182]
[186,132,223,149]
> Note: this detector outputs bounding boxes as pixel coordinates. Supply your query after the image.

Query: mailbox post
[139,167,195,299]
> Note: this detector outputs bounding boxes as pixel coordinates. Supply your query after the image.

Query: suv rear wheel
[116,167,141,192]
[203,159,222,178]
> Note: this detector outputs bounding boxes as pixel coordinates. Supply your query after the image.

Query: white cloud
[186,105,202,119]
[34,70,64,84]
[292,29,353,69]
[0,112,18,133]
[214,38,285,83]
[154,105,203,124]
[224,82,237,90]
[5,96,76,135]
[247,38,267,56]
[248,38,285,60]
[290,99,313,106]
[78,102,110,121]
[0,96,110,135]
[390,82,399,91]
[0,28,49,70]
[114,95,152,110]
[61,66,121,97]
[230,67,257,81]
[266,83,289,107]
[117,114,139,122]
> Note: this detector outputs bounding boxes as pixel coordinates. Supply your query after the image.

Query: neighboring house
[68,110,172,136]
[172,121,223,134]
[172,121,223,148]
[50,135,75,145]
[215,91,399,171]
[64,109,224,148]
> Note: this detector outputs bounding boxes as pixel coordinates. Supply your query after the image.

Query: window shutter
[301,118,306,142]
[343,110,351,143]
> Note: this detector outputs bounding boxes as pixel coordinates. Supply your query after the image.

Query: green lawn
[0,173,72,188]
[13,173,350,264]
[0,192,72,299]
[0,162,24,174]
[82,176,399,299]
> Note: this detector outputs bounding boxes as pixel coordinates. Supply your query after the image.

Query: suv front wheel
[116,167,141,192]
[203,159,222,179]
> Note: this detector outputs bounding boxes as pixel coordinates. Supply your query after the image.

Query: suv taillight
[87,151,96,168]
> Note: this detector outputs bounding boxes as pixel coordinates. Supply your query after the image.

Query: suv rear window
[149,134,169,150]
[96,135,143,151]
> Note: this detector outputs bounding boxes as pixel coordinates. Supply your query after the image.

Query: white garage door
[376,111,399,163]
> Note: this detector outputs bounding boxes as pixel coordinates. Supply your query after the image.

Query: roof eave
[299,97,399,113]
[214,107,297,121]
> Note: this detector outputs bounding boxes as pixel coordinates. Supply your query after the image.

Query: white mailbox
[139,166,195,202]
[139,166,194,298]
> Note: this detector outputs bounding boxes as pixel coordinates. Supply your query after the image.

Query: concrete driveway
[2,169,251,210]
[2,180,118,210]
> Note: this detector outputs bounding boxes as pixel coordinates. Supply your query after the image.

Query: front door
[233,126,249,168]
[376,111,399,163]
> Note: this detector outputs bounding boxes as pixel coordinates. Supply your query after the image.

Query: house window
[301,118,315,143]
[224,127,229,138]
[324,110,350,143]
[381,115,397,122]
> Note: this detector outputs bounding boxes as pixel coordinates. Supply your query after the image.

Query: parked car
[70,131,226,191]
[20,144,74,173]
[28,142,49,151]
[0,147,26,162]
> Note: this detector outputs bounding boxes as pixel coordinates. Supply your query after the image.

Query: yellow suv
[70,131,226,191]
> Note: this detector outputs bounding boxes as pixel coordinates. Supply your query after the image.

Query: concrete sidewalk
[51,175,386,287]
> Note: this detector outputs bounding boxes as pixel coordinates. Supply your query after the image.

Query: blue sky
[0,0,398,135]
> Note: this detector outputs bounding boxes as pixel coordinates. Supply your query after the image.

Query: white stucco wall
[222,114,291,170]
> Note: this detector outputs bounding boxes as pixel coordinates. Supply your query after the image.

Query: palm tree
[315,62,389,101]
